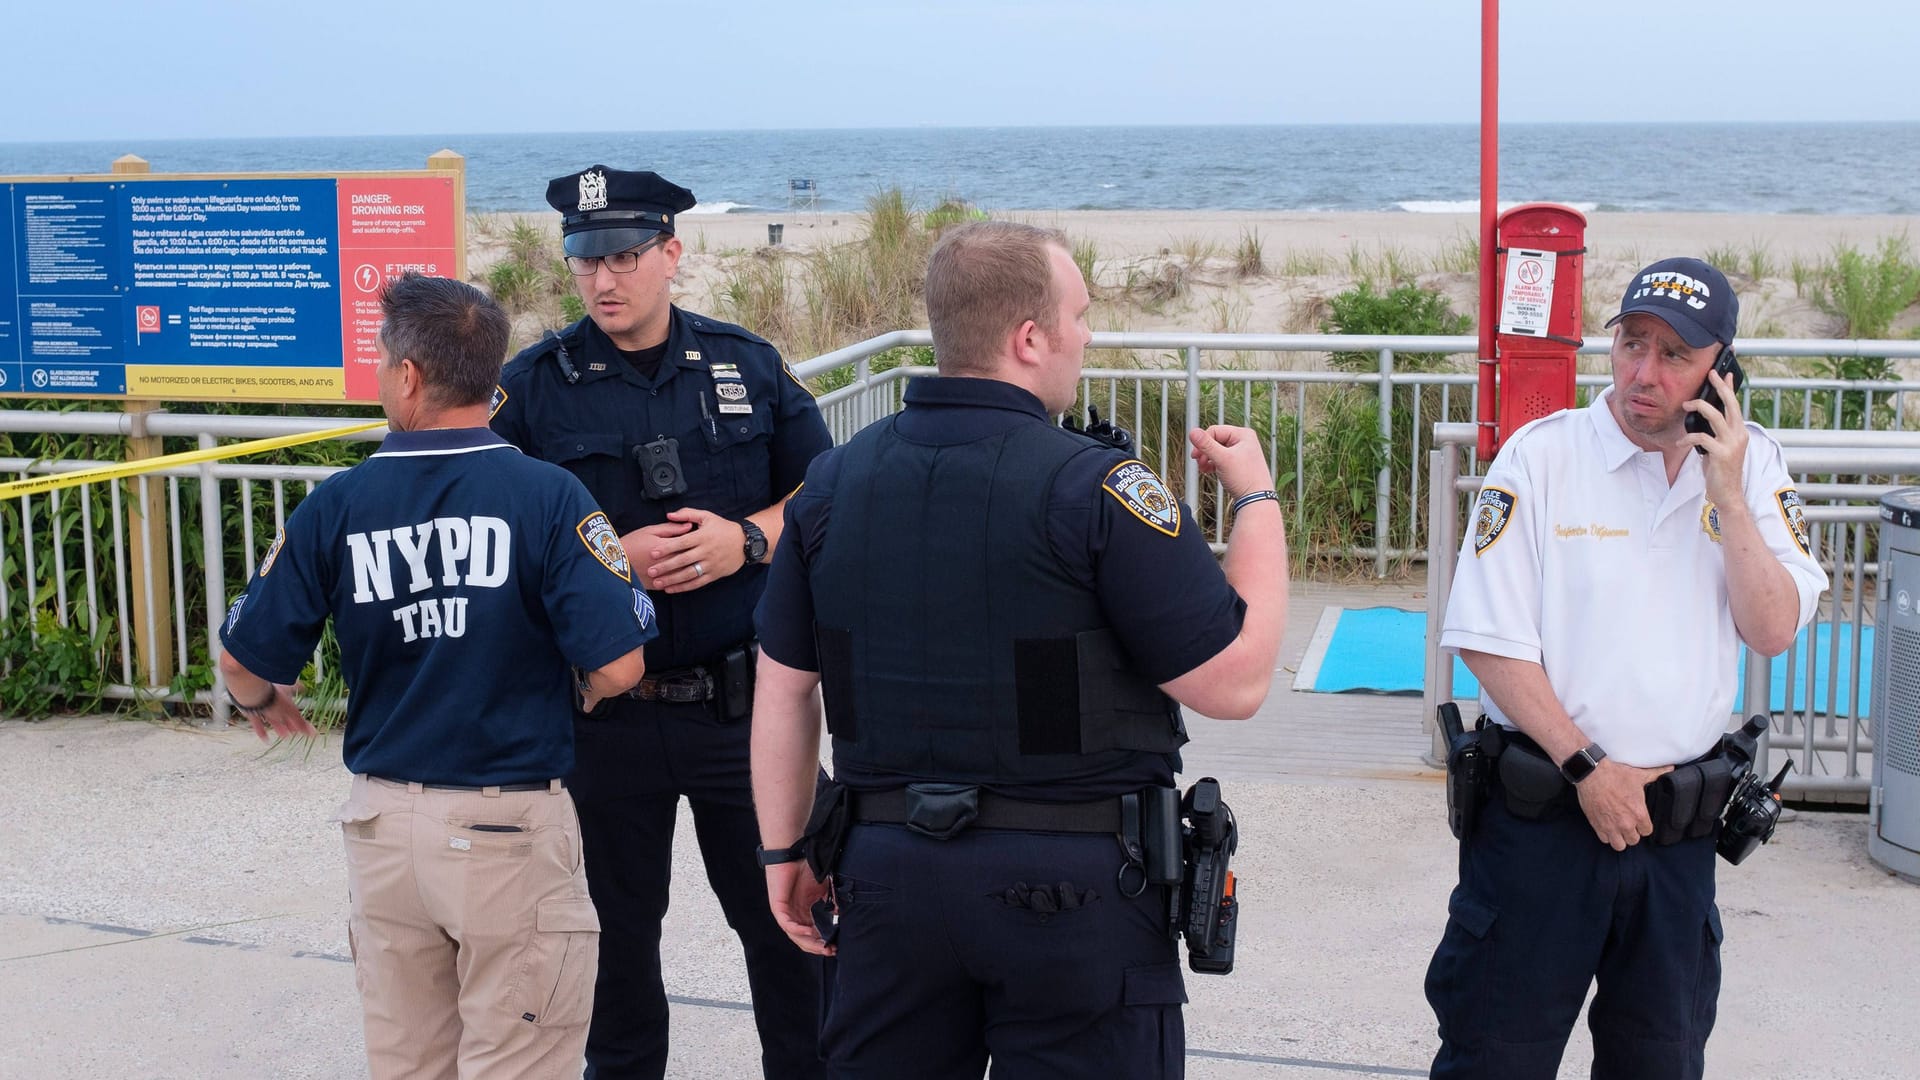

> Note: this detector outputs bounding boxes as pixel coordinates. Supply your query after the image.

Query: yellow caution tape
[0,420,389,500]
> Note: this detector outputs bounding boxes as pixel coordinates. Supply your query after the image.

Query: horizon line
[5,118,1919,148]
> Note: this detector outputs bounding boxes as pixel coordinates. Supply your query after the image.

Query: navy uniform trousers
[821,822,1188,1080]
[1424,790,1723,1080]
[571,696,823,1080]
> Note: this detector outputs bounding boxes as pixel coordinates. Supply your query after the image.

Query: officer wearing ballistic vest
[1427,257,1828,1078]
[750,220,1291,1079]
[218,273,655,1079]
[491,165,832,1079]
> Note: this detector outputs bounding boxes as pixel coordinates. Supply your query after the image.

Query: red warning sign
[136,305,161,333]
[336,176,458,401]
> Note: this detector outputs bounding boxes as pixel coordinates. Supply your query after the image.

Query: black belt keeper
[852,787,1123,836]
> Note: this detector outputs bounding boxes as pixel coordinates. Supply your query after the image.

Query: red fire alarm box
[1487,203,1586,455]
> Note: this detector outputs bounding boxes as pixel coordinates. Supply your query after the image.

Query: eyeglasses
[565,235,667,276]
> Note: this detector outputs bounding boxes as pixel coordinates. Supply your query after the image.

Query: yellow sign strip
[0,421,388,500]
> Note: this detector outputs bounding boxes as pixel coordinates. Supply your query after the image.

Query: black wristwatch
[755,842,805,867]
[737,518,769,564]
[1559,744,1607,784]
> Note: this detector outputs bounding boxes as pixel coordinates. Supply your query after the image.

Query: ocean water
[1,124,1915,216]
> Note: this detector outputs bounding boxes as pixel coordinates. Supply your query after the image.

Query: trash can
[767,223,785,246]
[1871,488,1920,882]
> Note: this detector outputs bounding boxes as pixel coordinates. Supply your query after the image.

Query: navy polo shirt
[492,307,833,668]
[220,427,656,786]
[756,376,1246,684]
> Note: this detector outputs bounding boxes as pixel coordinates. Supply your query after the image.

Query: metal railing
[800,332,1920,573]
[6,329,1920,731]
[1422,422,1920,800]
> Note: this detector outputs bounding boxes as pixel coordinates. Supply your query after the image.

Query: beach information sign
[0,170,460,403]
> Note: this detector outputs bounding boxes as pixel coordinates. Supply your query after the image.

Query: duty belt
[852,786,1122,835]
[622,665,715,703]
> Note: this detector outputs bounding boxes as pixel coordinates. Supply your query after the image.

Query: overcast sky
[4,1,1914,142]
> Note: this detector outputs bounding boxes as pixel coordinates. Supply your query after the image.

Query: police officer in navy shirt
[218,274,654,1079]
[751,221,1290,1079]
[491,166,832,1079]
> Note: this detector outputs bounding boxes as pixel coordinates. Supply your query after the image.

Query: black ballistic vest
[812,416,1187,788]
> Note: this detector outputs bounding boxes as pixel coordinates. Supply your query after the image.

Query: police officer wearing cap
[1427,257,1828,1079]
[219,274,655,1079]
[491,166,831,1080]
[750,221,1290,1078]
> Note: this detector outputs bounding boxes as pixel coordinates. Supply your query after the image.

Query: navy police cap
[545,166,698,258]
[1604,256,1739,349]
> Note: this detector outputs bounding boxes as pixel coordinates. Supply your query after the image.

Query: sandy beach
[470,209,1920,359]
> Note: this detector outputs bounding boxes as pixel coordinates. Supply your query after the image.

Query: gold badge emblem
[1701,501,1723,544]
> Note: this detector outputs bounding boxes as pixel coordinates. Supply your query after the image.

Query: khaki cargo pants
[336,774,600,1080]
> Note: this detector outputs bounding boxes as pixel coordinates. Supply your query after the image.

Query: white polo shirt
[1441,389,1828,767]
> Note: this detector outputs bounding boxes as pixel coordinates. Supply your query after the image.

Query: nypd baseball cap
[545,166,698,258]
[1604,257,1738,348]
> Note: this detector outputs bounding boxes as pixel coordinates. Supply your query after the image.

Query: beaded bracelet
[1230,489,1280,515]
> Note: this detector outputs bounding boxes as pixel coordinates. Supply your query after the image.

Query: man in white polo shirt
[1425,257,1827,1080]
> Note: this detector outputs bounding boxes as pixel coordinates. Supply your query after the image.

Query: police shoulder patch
[488,385,508,420]
[1472,486,1517,557]
[1102,460,1180,537]
[577,511,631,582]
[257,527,286,576]
[1776,487,1812,556]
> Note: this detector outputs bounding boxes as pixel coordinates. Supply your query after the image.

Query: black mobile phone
[1684,347,1746,455]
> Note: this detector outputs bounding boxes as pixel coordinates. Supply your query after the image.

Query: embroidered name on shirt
[1553,523,1631,540]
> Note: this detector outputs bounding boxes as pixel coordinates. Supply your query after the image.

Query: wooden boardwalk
[1182,579,1443,786]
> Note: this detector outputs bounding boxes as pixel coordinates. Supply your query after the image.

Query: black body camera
[1684,346,1746,455]
[1172,777,1238,975]
[1716,714,1793,865]
[634,437,688,499]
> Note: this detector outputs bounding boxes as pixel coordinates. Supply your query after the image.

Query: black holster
[798,780,851,881]
[719,642,758,722]
[1438,704,1499,840]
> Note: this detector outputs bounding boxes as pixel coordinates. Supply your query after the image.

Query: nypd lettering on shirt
[1473,487,1516,557]
[346,516,512,643]
[1102,460,1180,537]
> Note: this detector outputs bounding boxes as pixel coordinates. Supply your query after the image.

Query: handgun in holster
[1438,703,1496,840]
[1171,777,1238,975]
